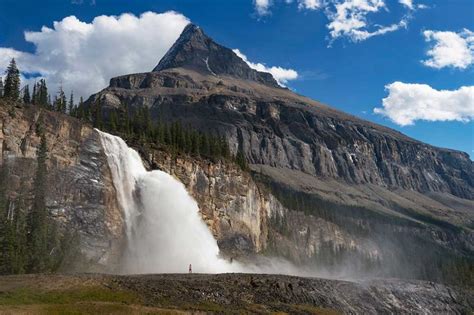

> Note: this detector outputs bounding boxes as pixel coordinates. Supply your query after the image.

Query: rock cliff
[87,23,474,280]
[0,103,124,271]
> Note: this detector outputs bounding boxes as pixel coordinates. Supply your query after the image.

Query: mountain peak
[153,24,279,87]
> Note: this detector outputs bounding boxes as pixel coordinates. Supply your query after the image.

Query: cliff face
[141,147,472,278]
[1,98,472,280]
[99,69,473,200]
[86,24,473,279]
[0,104,124,271]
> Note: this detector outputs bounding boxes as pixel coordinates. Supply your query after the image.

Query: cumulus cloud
[255,0,272,15]
[298,0,322,10]
[254,0,422,43]
[422,29,474,70]
[233,49,298,86]
[0,11,190,99]
[374,82,474,126]
[327,0,411,42]
[398,0,413,9]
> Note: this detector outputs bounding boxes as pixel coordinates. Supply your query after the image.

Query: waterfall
[97,130,313,276]
[98,130,239,274]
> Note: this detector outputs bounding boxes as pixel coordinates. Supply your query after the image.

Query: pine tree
[91,98,104,129]
[54,86,67,113]
[0,162,12,274]
[3,59,20,100]
[23,85,31,104]
[11,180,27,274]
[31,82,37,105]
[37,80,49,108]
[68,91,74,115]
[0,76,4,98]
[76,97,85,120]
[27,130,49,273]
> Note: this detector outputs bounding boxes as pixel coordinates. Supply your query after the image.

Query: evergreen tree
[37,80,49,108]
[54,86,67,113]
[27,129,49,272]
[68,91,74,115]
[0,76,4,98]
[76,97,85,120]
[3,59,20,100]
[93,98,103,129]
[31,82,37,105]
[0,162,12,274]
[11,180,27,274]
[23,85,31,104]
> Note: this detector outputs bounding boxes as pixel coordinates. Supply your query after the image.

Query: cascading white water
[98,130,241,274]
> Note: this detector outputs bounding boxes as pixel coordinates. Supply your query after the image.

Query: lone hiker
[189,264,192,274]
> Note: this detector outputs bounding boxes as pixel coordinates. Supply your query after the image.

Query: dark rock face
[153,24,279,87]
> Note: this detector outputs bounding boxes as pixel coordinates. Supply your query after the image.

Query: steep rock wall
[0,104,124,271]
[143,149,381,264]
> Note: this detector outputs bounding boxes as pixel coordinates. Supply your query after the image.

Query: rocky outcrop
[0,104,124,271]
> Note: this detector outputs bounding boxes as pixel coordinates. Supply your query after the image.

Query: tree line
[85,100,247,167]
[0,58,82,114]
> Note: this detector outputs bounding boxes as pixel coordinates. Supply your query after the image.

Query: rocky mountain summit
[153,24,279,87]
[87,23,474,281]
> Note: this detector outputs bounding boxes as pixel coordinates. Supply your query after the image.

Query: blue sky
[0,0,473,157]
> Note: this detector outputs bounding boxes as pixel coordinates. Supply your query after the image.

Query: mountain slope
[86,24,474,281]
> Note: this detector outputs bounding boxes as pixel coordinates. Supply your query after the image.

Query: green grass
[0,303,183,315]
[0,286,140,306]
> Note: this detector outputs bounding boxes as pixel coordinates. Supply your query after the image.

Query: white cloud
[233,49,298,86]
[254,0,420,43]
[298,0,322,10]
[326,0,412,42]
[0,11,190,99]
[255,0,272,15]
[422,29,474,70]
[398,0,413,9]
[374,82,474,126]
